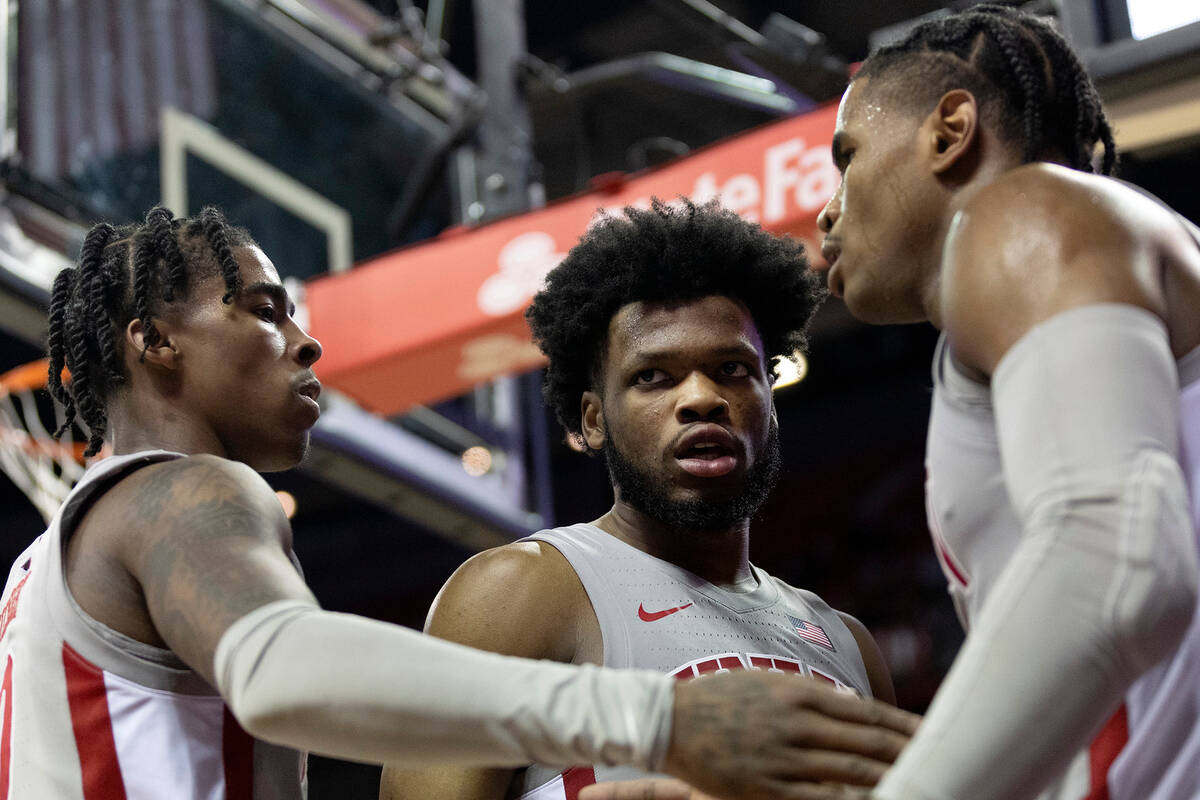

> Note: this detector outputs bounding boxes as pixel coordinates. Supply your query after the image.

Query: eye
[719,361,750,377]
[254,305,277,323]
[634,368,668,385]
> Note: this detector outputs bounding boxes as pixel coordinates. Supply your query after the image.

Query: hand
[580,778,720,800]
[661,672,921,799]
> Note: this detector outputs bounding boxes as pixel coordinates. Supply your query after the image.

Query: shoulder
[94,453,288,552]
[943,164,1175,374]
[834,611,896,705]
[426,539,592,662]
[111,453,272,498]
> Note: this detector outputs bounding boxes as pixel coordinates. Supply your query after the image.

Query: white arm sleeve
[876,304,1198,800]
[213,600,674,769]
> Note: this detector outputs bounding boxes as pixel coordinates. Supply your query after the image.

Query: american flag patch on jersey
[788,615,834,650]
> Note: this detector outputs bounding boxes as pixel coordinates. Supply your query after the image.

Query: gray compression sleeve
[876,304,1199,800]
[213,600,674,769]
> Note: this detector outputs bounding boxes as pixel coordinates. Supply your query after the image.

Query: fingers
[787,680,921,736]
[578,778,713,800]
[666,672,919,796]
[769,748,891,787]
[781,713,910,766]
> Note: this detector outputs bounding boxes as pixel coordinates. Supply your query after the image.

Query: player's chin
[255,432,312,473]
[842,287,910,326]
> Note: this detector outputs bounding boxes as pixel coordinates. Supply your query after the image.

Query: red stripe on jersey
[562,766,596,800]
[223,706,255,800]
[932,531,969,588]
[62,642,128,800]
[0,656,13,800]
[1083,705,1128,800]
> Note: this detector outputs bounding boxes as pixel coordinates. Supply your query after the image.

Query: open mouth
[295,379,322,420]
[296,380,321,401]
[675,428,739,478]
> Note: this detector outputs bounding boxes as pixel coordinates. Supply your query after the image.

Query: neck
[593,501,754,588]
[106,387,228,459]
[921,154,1025,329]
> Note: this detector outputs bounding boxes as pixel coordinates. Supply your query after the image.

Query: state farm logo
[476,232,567,316]
[473,133,838,319]
[591,136,838,227]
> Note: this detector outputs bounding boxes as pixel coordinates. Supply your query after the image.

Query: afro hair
[526,197,824,440]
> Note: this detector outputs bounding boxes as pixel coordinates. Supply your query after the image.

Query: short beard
[603,422,781,532]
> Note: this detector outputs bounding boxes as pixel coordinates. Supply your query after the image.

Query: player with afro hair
[527,197,825,443]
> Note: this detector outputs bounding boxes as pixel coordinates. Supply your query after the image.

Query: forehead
[835,77,903,138]
[233,245,281,284]
[606,295,765,366]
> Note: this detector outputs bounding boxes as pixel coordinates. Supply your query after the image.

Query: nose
[675,372,729,423]
[817,184,840,234]
[293,326,322,367]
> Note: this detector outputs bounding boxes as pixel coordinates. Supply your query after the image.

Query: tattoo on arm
[130,460,315,683]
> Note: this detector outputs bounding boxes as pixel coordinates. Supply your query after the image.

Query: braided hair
[856,4,1117,175]
[47,206,254,456]
[527,198,823,443]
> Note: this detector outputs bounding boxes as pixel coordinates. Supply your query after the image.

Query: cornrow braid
[46,267,79,436]
[198,207,243,303]
[64,269,107,456]
[977,13,1044,164]
[156,214,188,303]
[130,209,169,355]
[858,4,1117,175]
[45,206,256,456]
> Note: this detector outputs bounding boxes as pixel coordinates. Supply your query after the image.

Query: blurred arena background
[1,0,1198,795]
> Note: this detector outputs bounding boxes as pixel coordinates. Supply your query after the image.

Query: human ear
[928,89,979,173]
[125,317,179,369]
[580,391,606,451]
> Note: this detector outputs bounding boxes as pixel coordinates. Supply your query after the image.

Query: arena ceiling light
[1125,1,1200,40]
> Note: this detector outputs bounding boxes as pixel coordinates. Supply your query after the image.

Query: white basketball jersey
[513,523,872,800]
[926,327,1200,800]
[0,450,306,799]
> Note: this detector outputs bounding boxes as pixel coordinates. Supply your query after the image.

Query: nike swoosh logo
[638,602,693,622]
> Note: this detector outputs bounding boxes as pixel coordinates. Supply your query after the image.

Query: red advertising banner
[306,102,839,416]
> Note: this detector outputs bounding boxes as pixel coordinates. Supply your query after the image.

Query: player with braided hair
[818,5,1198,799]
[46,206,251,455]
[587,5,1200,800]
[1,205,920,799]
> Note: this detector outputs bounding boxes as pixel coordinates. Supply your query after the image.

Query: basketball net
[0,359,106,523]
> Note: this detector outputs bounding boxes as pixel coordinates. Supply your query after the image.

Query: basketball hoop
[0,359,105,523]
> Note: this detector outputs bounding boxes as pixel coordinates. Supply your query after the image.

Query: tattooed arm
[64,453,318,685]
[109,455,318,685]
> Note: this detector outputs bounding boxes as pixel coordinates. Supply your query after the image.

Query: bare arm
[115,454,319,686]
[381,541,595,800]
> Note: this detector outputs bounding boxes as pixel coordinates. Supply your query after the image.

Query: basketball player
[0,205,920,799]
[381,199,920,800]
[590,6,1200,800]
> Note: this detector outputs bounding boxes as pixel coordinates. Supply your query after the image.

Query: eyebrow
[242,281,295,316]
[628,343,763,366]
[831,132,849,172]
